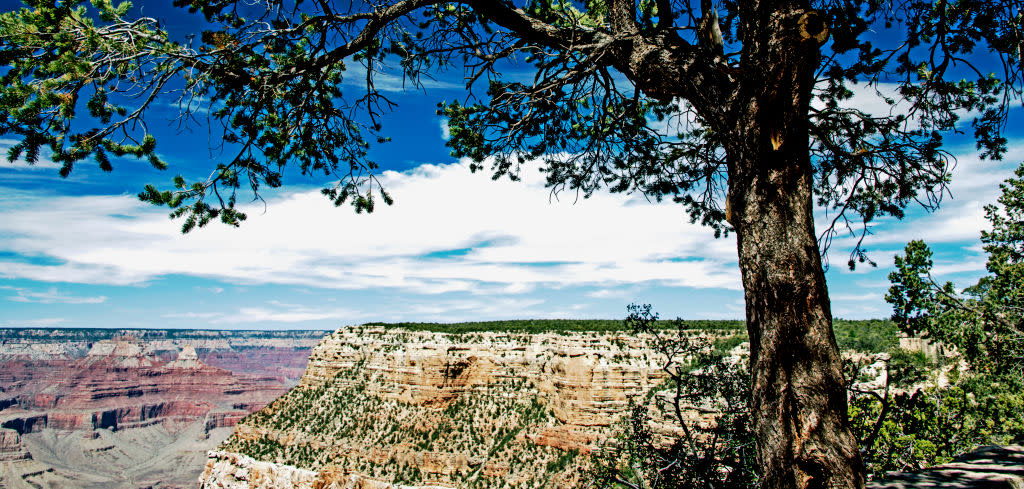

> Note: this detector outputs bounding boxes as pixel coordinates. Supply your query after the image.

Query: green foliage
[833,319,899,353]
[364,319,895,348]
[851,165,1024,480]
[711,333,746,355]
[887,163,1024,376]
[0,0,171,175]
[850,371,1024,479]
[591,305,759,489]
[1,0,390,232]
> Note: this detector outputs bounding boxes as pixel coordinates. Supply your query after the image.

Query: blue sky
[0,1,1021,330]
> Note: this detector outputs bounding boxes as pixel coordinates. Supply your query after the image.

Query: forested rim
[360,319,896,352]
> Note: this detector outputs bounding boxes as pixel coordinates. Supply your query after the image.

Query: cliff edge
[199,326,695,488]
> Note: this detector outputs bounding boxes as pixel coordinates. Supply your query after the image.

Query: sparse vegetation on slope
[222,358,586,488]
[211,319,902,489]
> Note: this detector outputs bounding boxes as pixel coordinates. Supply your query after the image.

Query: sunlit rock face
[300,329,668,423]
[202,327,703,489]
[167,345,203,369]
[0,428,30,461]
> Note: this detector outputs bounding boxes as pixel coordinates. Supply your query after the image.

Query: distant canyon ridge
[0,328,328,489]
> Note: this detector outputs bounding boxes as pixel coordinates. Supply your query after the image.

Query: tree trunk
[723,7,866,489]
[730,137,865,489]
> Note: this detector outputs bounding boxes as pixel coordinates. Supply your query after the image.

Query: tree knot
[797,11,829,46]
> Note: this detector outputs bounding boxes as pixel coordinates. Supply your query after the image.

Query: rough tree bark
[723,6,866,489]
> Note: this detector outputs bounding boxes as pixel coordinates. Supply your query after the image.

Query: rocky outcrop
[868,445,1024,489]
[299,329,667,426]
[202,327,699,489]
[202,450,458,489]
[3,338,286,422]
[0,428,30,461]
[167,345,203,369]
[0,330,325,489]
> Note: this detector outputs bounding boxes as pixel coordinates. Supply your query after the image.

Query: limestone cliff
[201,327,699,489]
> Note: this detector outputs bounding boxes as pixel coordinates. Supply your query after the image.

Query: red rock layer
[0,340,289,436]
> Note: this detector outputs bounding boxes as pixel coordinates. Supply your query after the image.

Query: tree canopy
[0,0,1019,246]
[2,0,1023,488]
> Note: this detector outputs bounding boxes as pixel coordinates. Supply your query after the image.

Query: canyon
[1,323,979,489]
[199,326,733,489]
[0,328,327,489]
[203,323,974,489]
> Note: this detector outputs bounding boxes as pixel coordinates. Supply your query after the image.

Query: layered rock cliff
[0,330,326,489]
[201,327,701,489]
[1,338,285,433]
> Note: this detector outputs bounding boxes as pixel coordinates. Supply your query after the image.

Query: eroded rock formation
[202,327,703,489]
[0,329,327,489]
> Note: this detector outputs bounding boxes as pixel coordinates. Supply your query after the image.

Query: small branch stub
[798,11,829,45]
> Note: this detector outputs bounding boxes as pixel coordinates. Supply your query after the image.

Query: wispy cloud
[829,292,883,303]
[3,286,107,304]
[342,63,464,94]
[0,139,60,170]
[0,160,740,296]
[931,257,989,277]
[587,289,626,299]
[814,81,981,133]
[193,286,225,294]
[440,118,451,140]
[3,317,66,327]
[823,143,1023,255]
[164,301,362,324]
[391,297,549,322]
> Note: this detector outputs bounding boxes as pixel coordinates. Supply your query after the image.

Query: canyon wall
[0,329,327,489]
[201,327,719,489]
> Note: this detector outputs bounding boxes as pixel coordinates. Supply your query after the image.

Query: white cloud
[162,312,222,320]
[400,297,546,321]
[165,301,362,324]
[3,317,65,327]
[587,289,626,299]
[193,286,225,294]
[222,306,358,324]
[440,119,451,140]
[0,139,60,170]
[0,159,741,294]
[931,257,989,277]
[3,286,107,304]
[828,82,906,120]
[343,63,463,93]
